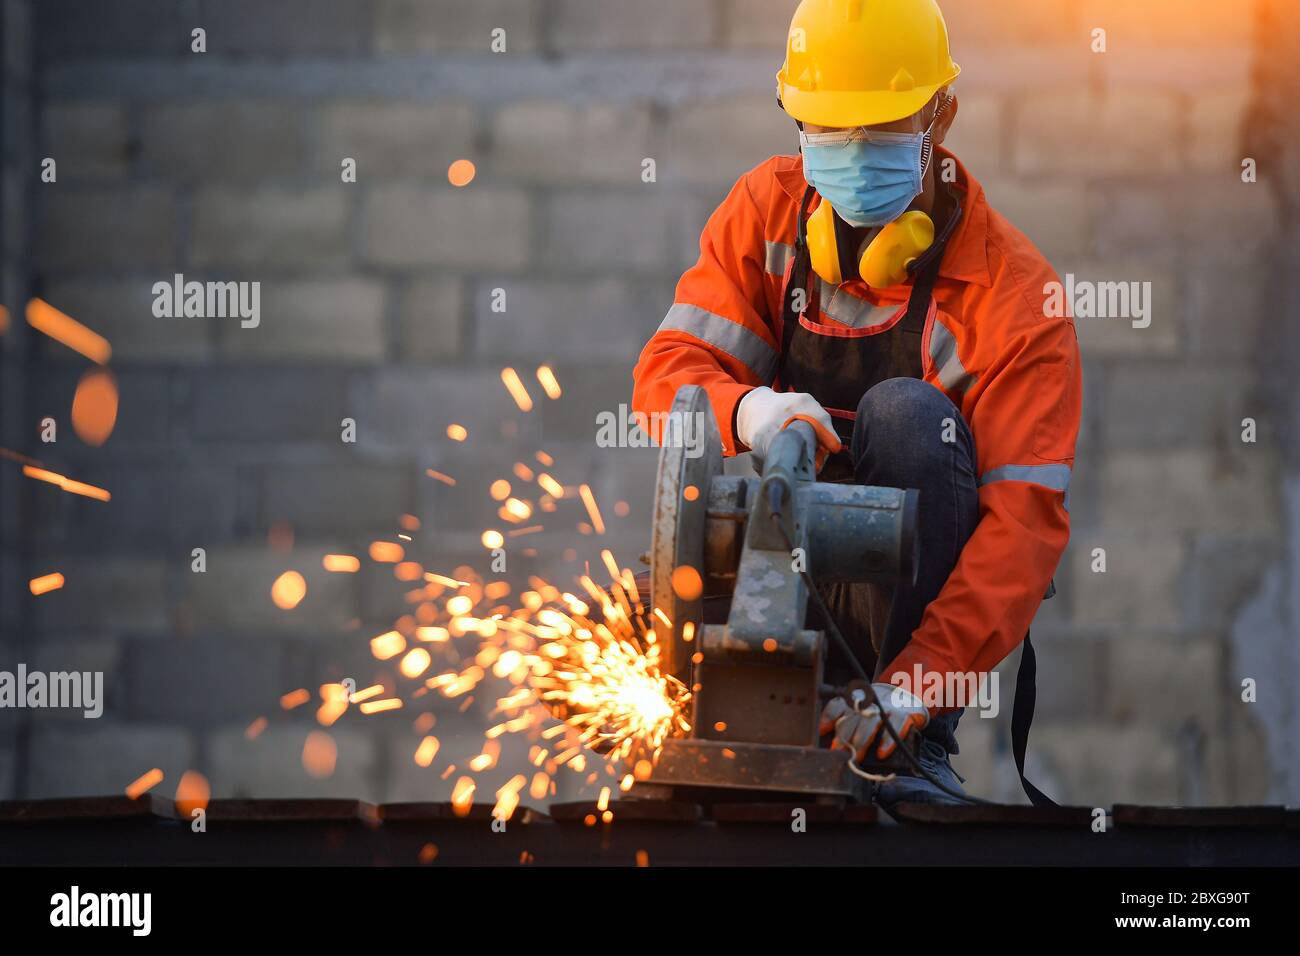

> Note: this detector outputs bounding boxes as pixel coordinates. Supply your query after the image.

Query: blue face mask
[799,117,938,228]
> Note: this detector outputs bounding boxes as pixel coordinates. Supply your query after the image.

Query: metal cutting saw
[641,384,922,803]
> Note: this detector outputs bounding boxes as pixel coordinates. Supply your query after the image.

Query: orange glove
[781,413,843,472]
[820,681,929,763]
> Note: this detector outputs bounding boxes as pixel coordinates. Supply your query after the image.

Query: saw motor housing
[647,385,921,798]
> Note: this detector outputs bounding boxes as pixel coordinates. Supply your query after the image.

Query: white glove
[820,682,929,762]
[735,386,841,467]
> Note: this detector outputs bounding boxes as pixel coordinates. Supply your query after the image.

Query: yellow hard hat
[777,0,961,128]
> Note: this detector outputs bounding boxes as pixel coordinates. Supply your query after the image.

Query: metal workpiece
[648,739,859,797]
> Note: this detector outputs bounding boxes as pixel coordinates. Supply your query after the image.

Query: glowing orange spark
[400,647,432,678]
[451,777,476,816]
[26,298,111,364]
[350,684,384,703]
[671,565,703,602]
[414,736,440,767]
[271,570,307,609]
[370,630,406,660]
[359,698,402,714]
[446,423,468,441]
[280,688,310,710]
[125,768,163,800]
[302,731,337,778]
[500,367,534,412]
[448,159,476,187]
[425,572,468,588]
[578,484,605,534]
[537,366,562,399]
[174,770,210,818]
[323,554,360,573]
[426,469,456,485]
[369,540,404,563]
[70,367,119,446]
[29,572,65,596]
[245,716,268,740]
[22,465,110,501]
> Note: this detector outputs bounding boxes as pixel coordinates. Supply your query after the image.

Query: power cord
[769,508,990,806]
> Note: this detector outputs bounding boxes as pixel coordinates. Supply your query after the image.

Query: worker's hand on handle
[736,387,842,470]
[820,681,929,764]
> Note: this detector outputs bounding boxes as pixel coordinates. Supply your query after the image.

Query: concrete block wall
[0,0,1290,808]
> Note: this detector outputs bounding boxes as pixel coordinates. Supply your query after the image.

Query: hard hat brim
[778,64,959,128]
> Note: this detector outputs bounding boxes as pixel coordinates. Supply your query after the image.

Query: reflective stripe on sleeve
[656,302,778,384]
[979,463,1072,493]
[764,240,794,278]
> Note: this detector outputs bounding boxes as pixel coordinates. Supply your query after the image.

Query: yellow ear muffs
[858,210,935,289]
[806,200,845,286]
[806,203,936,290]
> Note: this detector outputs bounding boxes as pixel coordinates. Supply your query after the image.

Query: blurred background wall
[1,0,1296,808]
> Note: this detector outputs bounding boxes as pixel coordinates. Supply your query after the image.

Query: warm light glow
[70,367,119,447]
[26,297,111,364]
[28,572,65,596]
[271,570,307,610]
[323,553,360,573]
[481,529,504,549]
[578,484,605,534]
[446,423,468,441]
[503,498,532,521]
[451,776,476,816]
[394,561,423,581]
[302,731,337,778]
[448,158,477,187]
[414,735,440,767]
[536,365,562,399]
[174,770,210,818]
[125,768,164,800]
[500,367,534,412]
[369,540,405,563]
[400,647,432,679]
[280,688,310,710]
[22,465,110,501]
[670,565,703,602]
[370,630,407,660]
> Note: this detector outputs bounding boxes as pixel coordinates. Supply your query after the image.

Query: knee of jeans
[855,378,966,460]
[856,378,956,431]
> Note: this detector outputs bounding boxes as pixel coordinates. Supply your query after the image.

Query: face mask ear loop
[919,91,951,180]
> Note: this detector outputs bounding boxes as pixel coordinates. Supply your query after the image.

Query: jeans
[809,377,980,806]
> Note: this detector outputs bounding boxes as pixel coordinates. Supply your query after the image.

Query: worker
[632,0,1081,806]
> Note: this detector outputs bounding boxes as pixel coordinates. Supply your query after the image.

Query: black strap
[778,185,818,377]
[1011,630,1056,806]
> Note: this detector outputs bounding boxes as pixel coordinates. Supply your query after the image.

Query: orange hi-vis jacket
[632,148,1082,700]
